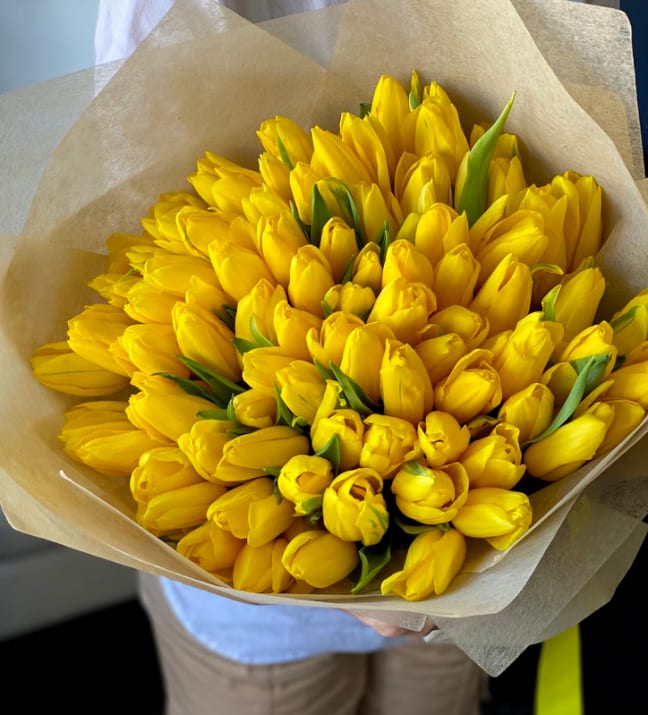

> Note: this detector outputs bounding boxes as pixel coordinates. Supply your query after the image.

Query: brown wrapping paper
[1,0,647,674]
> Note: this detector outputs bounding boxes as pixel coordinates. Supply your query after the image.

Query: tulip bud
[413,203,468,266]
[130,446,207,504]
[247,492,297,548]
[215,425,310,484]
[208,241,275,304]
[415,332,468,385]
[59,400,165,477]
[433,243,480,309]
[30,340,130,397]
[289,161,320,226]
[497,382,555,443]
[273,360,325,426]
[177,418,233,482]
[123,279,178,324]
[451,487,532,550]
[351,242,383,294]
[398,154,452,216]
[460,422,525,489]
[359,414,421,478]
[595,398,646,455]
[557,321,617,378]
[488,155,526,206]
[230,389,277,429]
[310,125,373,187]
[322,283,376,319]
[232,538,295,594]
[276,454,335,516]
[417,411,471,467]
[258,152,291,200]
[318,216,360,283]
[176,521,245,579]
[256,212,308,286]
[171,301,241,382]
[207,477,275,539]
[354,183,400,248]
[368,74,410,160]
[391,460,469,525]
[281,529,360,589]
[288,244,335,318]
[427,306,489,351]
[469,254,533,336]
[339,323,395,405]
[272,299,323,360]
[339,111,392,196]
[116,322,190,378]
[135,480,227,536]
[380,340,435,426]
[310,408,365,472]
[368,277,437,345]
[142,251,219,298]
[602,349,648,409]
[141,191,206,251]
[241,346,295,396]
[434,349,502,425]
[381,239,435,290]
[523,403,614,481]
[235,280,287,346]
[257,115,313,166]
[609,288,648,357]
[306,311,365,367]
[66,303,134,376]
[322,468,389,546]
[380,527,467,600]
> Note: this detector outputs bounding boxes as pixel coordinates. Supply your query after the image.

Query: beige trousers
[139,573,488,715]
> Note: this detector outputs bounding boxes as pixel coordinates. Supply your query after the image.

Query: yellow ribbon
[534,624,583,715]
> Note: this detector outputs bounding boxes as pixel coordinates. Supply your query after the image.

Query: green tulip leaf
[177,355,246,403]
[153,371,225,405]
[456,92,516,226]
[359,101,372,118]
[328,362,382,416]
[273,385,309,435]
[197,407,231,420]
[250,316,275,348]
[276,131,294,170]
[541,284,561,322]
[324,178,365,249]
[215,303,237,332]
[351,542,392,594]
[340,255,356,284]
[263,466,283,479]
[375,220,391,263]
[310,184,333,248]
[314,433,342,474]
[610,305,638,333]
[299,495,324,516]
[522,353,612,447]
[231,337,258,355]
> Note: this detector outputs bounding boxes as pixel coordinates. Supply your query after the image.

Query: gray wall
[0,0,99,93]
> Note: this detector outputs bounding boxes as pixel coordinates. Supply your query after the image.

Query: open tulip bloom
[2,0,648,676]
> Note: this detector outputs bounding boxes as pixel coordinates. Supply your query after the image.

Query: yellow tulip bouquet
[2,0,648,673]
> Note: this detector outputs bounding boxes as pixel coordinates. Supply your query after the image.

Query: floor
[1,536,645,715]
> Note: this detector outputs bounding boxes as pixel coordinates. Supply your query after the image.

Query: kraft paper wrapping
[1,0,647,675]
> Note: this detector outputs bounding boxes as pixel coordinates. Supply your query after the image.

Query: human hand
[345,611,438,638]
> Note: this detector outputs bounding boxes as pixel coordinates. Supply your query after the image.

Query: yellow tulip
[141,191,206,252]
[546,263,606,343]
[235,279,287,346]
[487,155,526,206]
[306,311,365,367]
[413,203,469,266]
[604,348,648,408]
[310,125,373,186]
[417,411,471,468]
[232,538,295,594]
[115,322,189,378]
[415,332,468,385]
[310,408,365,472]
[351,241,383,294]
[126,373,217,443]
[187,151,262,213]
[215,425,310,484]
[322,468,389,546]
[130,445,206,503]
[256,211,308,287]
[123,279,178,324]
[247,492,297,548]
[596,398,646,455]
[142,251,219,297]
[380,339,435,426]
[288,244,335,317]
[381,239,435,291]
[339,323,395,404]
[460,422,525,489]
[59,400,165,477]
[276,454,335,516]
[322,282,376,319]
[368,277,437,345]
[391,460,469,525]
[452,487,532,550]
[88,271,140,310]
[207,477,275,539]
[610,288,648,357]
[353,183,401,247]
[367,74,410,160]
[272,300,323,361]
[557,321,617,377]
[175,205,233,258]
[429,306,489,352]
[288,161,320,226]
[241,346,295,396]
[339,111,392,197]
[497,382,555,443]
[30,340,130,396]
[135,480,226,536]
[380,527,466,600]
[275,359,326,426]
[469,253,533,336]
[176,521,245,579]
[231,389,277,429]
[524,403,614,480]
[208,241,275,304]
[67,303,134,376]
[433,243,481,310]
[490,312,564,400]
[242,185,291,225]
[397,153,452,215]
[359,414,421,478]
[318,216,360,283]
[434,349,502,425]
[258,152,291,200]
[104,230,157,274]
[281,529,360,589]
[177,418,232,483]
[257,115,313,166]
